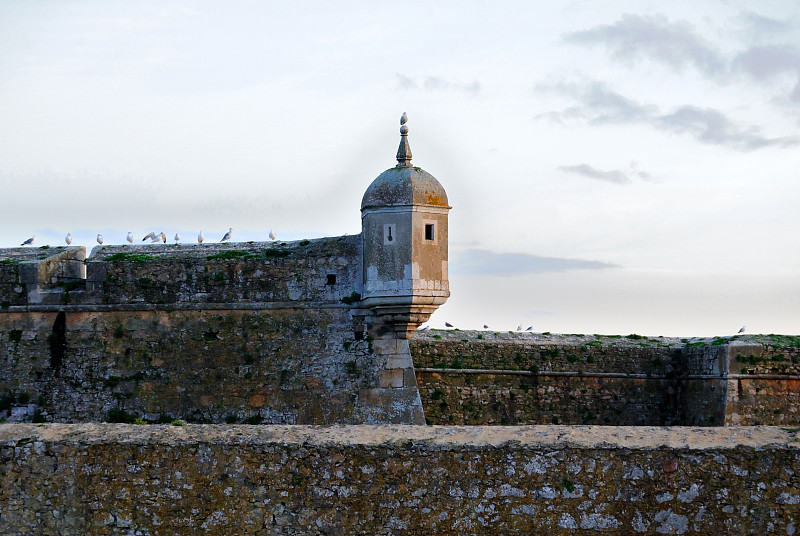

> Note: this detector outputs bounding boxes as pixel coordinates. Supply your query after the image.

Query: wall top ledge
[2,423,796,451]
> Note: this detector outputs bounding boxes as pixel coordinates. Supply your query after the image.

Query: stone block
[371,337,398,355]
[86,262,107,283]
[379,369,404,388]
[17,262,40,285]
[386,355,412,369]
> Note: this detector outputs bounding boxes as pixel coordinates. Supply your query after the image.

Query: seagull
[445,322,454,328]
[96,234,104,245]
[738,326,746,334]
[483,324,489,329]
[198,231,204,244]
[150,233,161,243]
[400,111,408,125]
[143,231,156,242]
[160,232,167,244]
[126,232,134,245]
[517,325,523,331]
[420,325,430,330]
[221,227,232,242]
[269,229,277,241]
[65,233,72,245]
[526,326,533,331]
[174,233,180,243]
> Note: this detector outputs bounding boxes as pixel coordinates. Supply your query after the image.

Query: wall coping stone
[2,423,797,450]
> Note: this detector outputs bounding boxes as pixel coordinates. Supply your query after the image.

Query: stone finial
[396,112,412,167]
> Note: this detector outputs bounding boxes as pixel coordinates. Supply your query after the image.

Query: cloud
[395,73,417,89]
[735,45,800,78]
[656,105,798,149]
[539,81,798,150]
[566,13,800,103]
[396,73,481,95]
[558,164,631,185]
[737,11,793,37]
[734,45,800,102]
[452,249,619,276]
[564,13,727,77]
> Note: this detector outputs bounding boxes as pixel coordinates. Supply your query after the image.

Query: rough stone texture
[0,246,86,307]
[1,423,798,535]
[0,237,425,425]
[85,237,360,305]
[411,331,800,426]
[418,371,678,426]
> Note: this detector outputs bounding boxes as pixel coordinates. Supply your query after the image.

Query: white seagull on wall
[97,234,104,245]
[198,231,204,244]
[143,232,156,242]
[221,228,232,242]
[20,236,35,246]
[126,232,134,245]
[65,233,72,245]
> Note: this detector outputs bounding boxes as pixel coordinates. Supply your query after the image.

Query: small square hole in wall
[425,224,435,241]
[354,330,364,340]
[326,274,336,285]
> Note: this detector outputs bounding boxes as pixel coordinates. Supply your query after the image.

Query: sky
[0,1,798,336]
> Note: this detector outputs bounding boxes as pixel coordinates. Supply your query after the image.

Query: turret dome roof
[361,166,449,211]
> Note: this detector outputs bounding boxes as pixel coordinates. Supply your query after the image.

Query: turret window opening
[425,224,435,241]
[383,224,396,245]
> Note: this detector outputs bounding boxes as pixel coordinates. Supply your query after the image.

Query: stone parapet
[0,423,798,535]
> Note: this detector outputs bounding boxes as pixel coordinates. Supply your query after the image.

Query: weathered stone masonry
[1,424,798,535]
[412,331,800,426]
[0,238,428,425]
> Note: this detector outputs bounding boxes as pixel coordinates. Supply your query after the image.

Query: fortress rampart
[1,242,799,427]
[412,331,800,427]
[0,238,426,425]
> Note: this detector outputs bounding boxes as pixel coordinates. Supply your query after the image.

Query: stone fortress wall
[2,424,799,535]
[0,238,425,426]
[412,330,800,427]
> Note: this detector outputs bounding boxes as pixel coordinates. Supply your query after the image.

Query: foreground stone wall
[411,331,800,426]
[1,424,798,535]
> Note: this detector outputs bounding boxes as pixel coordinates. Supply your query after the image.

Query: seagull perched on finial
[20,235,36,246]
[143,231,156,242]
[221,227,232,242]
[96,234,104,245]
[400,111,408,125]
[198,231,204,244]
[160,232,167,244]
[126,232,133,245]
[269,229,276,241]
[738,326,746,334]
[65,233,72,245]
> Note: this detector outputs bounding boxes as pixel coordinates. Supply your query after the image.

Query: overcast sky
[1,1,798,336]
